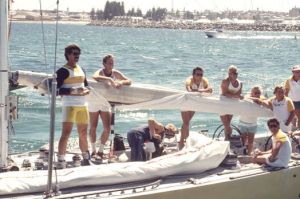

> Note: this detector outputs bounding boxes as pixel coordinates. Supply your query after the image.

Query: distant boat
[204,29,223,38]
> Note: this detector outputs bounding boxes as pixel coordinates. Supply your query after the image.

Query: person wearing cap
[284,65,300,130]
[127,118,177,161]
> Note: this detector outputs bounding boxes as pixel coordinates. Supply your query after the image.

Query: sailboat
[2,0,300,198]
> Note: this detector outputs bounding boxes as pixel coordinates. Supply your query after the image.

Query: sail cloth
[118,93,273,118]
[0,133,229,195]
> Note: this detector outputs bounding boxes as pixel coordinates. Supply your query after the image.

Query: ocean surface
[8,22,300,153]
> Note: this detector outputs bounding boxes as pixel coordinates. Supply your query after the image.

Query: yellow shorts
[62,106,89,124]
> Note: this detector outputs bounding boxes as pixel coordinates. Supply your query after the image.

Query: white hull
[3,133,300,199]
[204,29,223,38]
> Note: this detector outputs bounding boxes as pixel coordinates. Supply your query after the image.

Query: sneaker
[56,160,66,169]
[81,159,91,166]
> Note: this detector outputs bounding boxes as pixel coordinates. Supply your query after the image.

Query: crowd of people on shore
[55,43,300,169]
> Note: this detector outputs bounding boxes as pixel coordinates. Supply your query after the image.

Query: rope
[39,0,49,70]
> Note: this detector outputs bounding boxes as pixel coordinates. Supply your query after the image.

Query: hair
[165,123,178,133]
[64,44,81,61]
[273,85,284,94]
[228,65,238,73]
[267,118,280,126]
[192,67,203,75]
[102,54,114,65]
[251,86,262,94]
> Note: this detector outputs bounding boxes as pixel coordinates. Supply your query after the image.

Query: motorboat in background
[204,29,223,38]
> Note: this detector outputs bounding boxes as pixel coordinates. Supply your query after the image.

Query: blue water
[8,22,300,153]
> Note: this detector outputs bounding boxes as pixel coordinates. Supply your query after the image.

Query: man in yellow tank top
[180,67,212,149]
[56,44,90,168]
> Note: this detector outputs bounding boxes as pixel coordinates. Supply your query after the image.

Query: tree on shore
[145,7,167,21]
[103,1,125,20]
[127,8,143,17]
[90,8,96,20]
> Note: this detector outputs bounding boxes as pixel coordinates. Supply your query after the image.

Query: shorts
[238,121,257,134]
[293,101,300,109]
[62,106,89,124]
[88,102,111,112]
[266,156,287,168]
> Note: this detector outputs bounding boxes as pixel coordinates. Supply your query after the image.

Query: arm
[268,141,282,162]
[114,70,132,86]
[285,110,295,126]
[185,77,193,92]
[56,68,71,95]
[285,99,295,126]
[253,98,272,109]
[198,78,213,93]
[284,79,290,97]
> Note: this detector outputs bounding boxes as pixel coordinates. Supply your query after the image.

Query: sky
[11,0,300,13]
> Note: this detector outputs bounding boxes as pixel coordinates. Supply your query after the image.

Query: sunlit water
[8,22,300,153]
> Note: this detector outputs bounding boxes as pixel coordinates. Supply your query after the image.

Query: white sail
[118,93,273,118]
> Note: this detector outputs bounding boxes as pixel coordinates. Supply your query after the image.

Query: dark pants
[127,130,146,161]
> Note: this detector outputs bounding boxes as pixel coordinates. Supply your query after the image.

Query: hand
[153,134,161,141]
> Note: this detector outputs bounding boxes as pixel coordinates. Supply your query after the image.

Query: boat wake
[218,34,295,40]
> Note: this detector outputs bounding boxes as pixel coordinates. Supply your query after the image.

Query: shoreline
[11,19,300,32]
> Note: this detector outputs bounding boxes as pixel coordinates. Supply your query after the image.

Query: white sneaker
[56,160,66,169]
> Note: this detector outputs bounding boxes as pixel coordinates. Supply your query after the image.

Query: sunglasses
[194,73,203,76]
[254,92,261,95]
[268,124,278,128]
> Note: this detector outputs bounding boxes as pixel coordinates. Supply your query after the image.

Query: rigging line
[38,0,52,113]
[8,0,13,39]
[39,0,49,71]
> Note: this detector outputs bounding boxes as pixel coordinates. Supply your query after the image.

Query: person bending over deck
[89,54,131,159]
[284,65,300,130]
[56,44,90,168]
[253,118,292,168]
[238,86,264,155]
[180,67,212,150]
[127,118,177,161]
[220,65,243,140]
[258,86,295,133]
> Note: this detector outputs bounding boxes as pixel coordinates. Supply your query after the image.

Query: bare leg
[253,154,269,164]
[58,122,73,155]
[295,109,300,129]
[180,111,195,149]
[77,123,89,153]
[99,111,111,145]
[89,111,99,153]
[247,133,255,155]
[220,114,233,140]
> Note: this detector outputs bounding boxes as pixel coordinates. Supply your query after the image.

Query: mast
[0,0,9,168]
